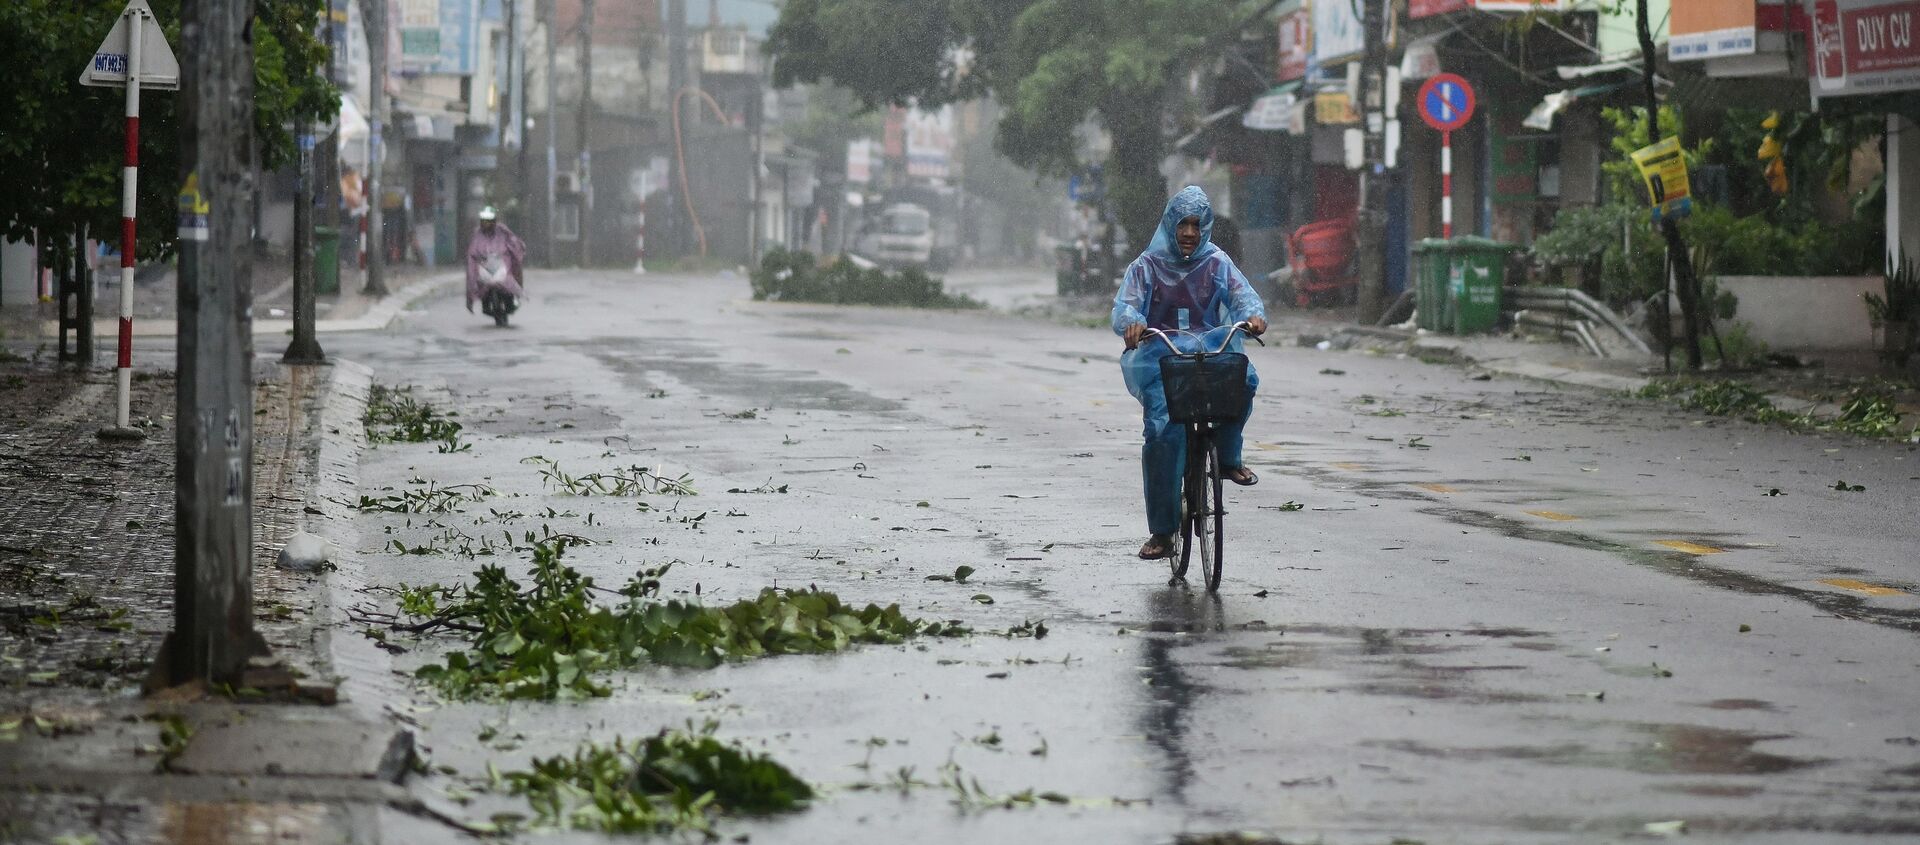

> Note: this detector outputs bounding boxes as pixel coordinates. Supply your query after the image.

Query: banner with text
[1809,0,1920,96]
[1672,0,1757,60]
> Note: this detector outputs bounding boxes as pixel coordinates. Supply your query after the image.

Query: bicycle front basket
[1160,353,1250,424]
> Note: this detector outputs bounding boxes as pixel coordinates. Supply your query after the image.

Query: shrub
[750,248,981,309]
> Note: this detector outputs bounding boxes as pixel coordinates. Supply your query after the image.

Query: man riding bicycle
[1113,186,1267,560]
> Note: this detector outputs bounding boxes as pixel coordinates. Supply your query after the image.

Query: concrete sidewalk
[0,357,418,843]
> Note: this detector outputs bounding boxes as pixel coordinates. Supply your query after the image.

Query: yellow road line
[1416,482,1457,493]
[1525,510,1580,521]
[1820,578,1907,597]
[1333,461,1370,471]
[1253,443,1286,451]
[1655,539,1724,555]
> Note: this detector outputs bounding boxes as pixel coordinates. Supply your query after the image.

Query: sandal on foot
[1224,466,1259,486]
[1138,535,1174,560]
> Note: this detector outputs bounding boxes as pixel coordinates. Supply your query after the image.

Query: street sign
[1417,73,1474,132]
[77,0,179,91]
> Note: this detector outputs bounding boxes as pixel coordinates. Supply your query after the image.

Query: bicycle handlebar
[1139,322,1265,355]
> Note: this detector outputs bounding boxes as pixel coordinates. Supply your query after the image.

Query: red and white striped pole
[1440,130,1452,240]
[633,199,647,274]
[113,6,145,431]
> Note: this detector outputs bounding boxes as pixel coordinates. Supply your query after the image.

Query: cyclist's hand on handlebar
[1123,322,1146,350]
[1246,316,1268,337]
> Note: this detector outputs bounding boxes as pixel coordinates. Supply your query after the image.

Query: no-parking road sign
[1417,73,1475,132]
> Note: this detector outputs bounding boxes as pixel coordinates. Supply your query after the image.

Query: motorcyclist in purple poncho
[467,205,526,324]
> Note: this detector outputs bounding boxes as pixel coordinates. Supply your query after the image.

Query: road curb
[1335,323,1864,423]
[300,358,416,728]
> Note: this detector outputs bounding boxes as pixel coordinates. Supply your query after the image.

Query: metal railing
[1505,286,1652,358]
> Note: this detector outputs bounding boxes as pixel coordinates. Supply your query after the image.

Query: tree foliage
[765,0,1263,246]
[0,0,336,259]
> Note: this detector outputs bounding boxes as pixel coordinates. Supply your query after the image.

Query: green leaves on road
[398,541,967,700]
[524,456,696,497]
[500,724,812,834]
[1635,378,1917,441]
[364,384,468,452]
[925,565,975,583]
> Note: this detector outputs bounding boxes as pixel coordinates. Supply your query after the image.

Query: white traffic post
[114,5,143,430]
[1441,130,1452,240]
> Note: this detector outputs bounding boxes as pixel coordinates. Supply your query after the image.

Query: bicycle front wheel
[1172,427,1204,583]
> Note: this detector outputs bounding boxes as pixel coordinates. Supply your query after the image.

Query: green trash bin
[1445,236,1518,334]
[1410,239,1452,332]
[1410,237,1517,333]
[314,226,340,295]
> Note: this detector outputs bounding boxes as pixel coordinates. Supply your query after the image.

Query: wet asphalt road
[324,267,1920,844]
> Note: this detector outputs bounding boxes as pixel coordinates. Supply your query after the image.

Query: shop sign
[1810,0,1920,97]
[398,0,477,75]
[1472,0,1567,10]
[846,139,877,184]
[1314,90,1359,124]
[1630,137,1693,222]
[1671,0,1758,60]
[1277,9,1311,81]
[1410,0,1469,18]
[1312,0,1363,65]
[1415,0,1566,14]
[1243,90,1296,130]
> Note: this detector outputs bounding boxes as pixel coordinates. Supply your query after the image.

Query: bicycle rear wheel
[1202,442,1224,592]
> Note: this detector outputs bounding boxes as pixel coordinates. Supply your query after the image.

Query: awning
[1173,105,1245,154]
[1558,57,1642,80]
[1522,81,1636,131]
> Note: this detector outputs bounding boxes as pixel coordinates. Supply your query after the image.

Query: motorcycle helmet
[478,206,498,222]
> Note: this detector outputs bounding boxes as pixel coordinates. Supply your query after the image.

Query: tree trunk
[1102,95,1166,260]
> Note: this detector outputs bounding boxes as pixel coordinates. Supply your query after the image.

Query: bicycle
[1142,322,1263,592]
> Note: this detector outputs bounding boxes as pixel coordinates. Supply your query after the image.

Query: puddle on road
[1204,624,1557,704]
[1701,698,1778,712]
[163,801,331,844]
[1368,723,1825,776]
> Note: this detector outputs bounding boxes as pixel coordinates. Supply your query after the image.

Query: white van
[855,204,934,268]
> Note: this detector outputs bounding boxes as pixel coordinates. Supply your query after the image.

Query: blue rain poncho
[1111,186,1266,536]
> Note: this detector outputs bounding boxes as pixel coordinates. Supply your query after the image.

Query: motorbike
[476,251,519,327]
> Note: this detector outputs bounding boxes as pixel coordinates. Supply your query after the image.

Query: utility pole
[576,0,595,267]
[502,0,521,207]
[545,0,559,264]
[1353,0,1389,325]
[517,0,533,226]
[153,0,270,689]
[319,0,341,296]
[363,0,390,296]
[1636,0,1702,369]
[284,118,324,363]
[667,0,686,259]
